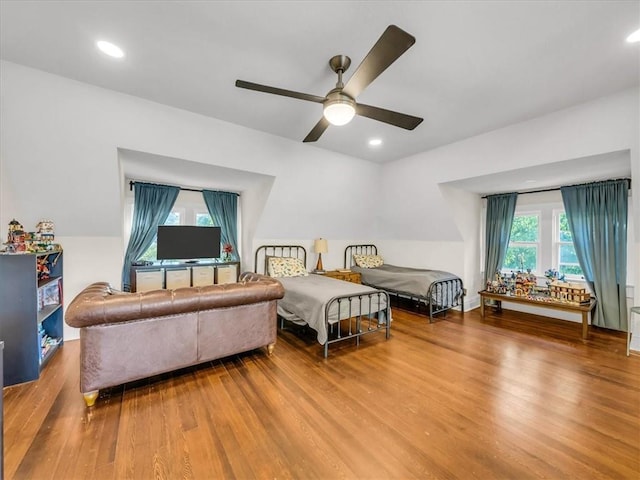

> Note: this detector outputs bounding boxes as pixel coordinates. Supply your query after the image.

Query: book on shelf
[40,333,62,361]
[39,278,61,309]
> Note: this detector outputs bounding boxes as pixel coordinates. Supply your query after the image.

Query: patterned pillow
[353,254,384,268]
[268,256,308,277]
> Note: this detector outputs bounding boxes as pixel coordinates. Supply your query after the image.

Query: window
[494,198,585,282]
[555,211,584,279]
[129,191,215,262]
[147,209,214,260]
[124,187,240,263]
[503,213,539,273]
[165,211,181,226]
[195,211,213,226]
[138,208,184,261]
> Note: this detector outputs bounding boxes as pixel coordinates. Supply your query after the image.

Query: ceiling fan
[235,25,423,143]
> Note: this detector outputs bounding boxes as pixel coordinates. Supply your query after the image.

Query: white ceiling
[1,0,639,165]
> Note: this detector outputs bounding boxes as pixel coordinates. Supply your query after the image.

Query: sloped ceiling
[443,150,632,196]
[1,1,638,164]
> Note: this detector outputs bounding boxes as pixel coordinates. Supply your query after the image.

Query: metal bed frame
[344,244,464,322]
[255,245,391,358]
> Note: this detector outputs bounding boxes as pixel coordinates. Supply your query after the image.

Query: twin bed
[345,245,464,322]
[255,244,464,357]
[255,245,390,358]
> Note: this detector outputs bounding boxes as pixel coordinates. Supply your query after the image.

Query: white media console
[130,260,240,292]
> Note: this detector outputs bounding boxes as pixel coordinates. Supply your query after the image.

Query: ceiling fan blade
[356,103,423,130]
[303,118,330,143]
[235,80,325,104]
[342,25,416,99]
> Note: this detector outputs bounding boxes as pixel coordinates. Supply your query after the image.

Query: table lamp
[314,238,328,273]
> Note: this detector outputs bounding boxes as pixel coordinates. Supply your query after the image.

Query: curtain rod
[481,177,631,199]
[129,180,239,196]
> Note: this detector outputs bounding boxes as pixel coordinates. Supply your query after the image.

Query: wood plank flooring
[3,306,639,479]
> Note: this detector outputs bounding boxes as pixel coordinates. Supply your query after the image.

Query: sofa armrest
[65,273,284,328]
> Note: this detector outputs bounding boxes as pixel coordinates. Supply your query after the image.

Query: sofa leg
[83,391,99,407]
[267,343,276,355]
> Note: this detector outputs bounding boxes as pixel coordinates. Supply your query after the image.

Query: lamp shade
[314,238,328,254]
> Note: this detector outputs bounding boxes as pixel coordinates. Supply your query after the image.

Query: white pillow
[353,254,384,268]
[267,256,308,277]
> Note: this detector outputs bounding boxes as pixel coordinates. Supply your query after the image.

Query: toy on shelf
[2,219,60,254]
[28,220,57,253]
[513,271,538,297]
[485,265,590,304]
[4,218,26,253]
[30,220,56,252]
[544,268,565,286]
[486,272,510,294]
[486,269,551,300]
[549,281,591,304]
[36,220,55,240]
[36,256,51,281]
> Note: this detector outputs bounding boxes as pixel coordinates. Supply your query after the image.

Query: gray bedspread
[277,275,388,345]
[351,264,460,300]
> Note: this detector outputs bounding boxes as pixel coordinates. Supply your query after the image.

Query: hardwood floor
[4,306,639,479]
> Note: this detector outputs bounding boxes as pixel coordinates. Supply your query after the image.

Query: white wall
[2,60,638,350]
[0,61,380,340]
[0,61,380,241]
[381,86,640,348]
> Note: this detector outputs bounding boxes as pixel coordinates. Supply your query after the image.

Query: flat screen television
[156,225,221,261]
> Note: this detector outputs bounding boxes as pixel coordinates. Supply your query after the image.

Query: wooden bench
[478,290,597,339]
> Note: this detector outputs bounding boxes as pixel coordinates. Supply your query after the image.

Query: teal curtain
[121,183,179,291]
[202,190,239,261]
[484,192,518,286]
[561,179,628,331]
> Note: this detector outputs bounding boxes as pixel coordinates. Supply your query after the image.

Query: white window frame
[553,209,585,281]
[492,198,586,285]
[165,207,186,225]
[195,209,213,226]
[502,211,541,274]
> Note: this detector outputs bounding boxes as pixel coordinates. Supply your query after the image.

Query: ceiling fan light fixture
[323,102,355,126]
[323,91,356,126]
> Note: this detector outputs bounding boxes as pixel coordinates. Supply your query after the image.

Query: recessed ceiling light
[96,40,125,58]
[627,28,640,43]
[368,138,382,147]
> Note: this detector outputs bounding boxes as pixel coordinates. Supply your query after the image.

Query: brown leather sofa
[65,272,284,406]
